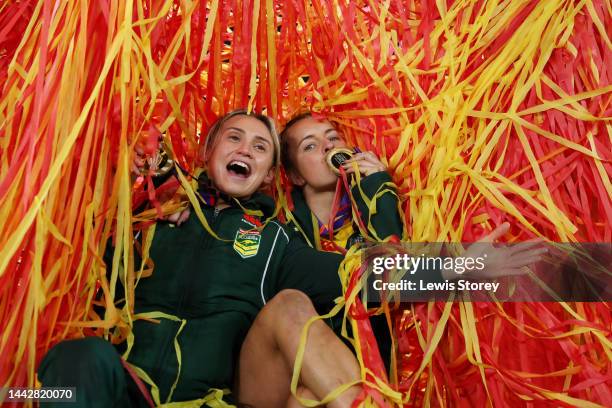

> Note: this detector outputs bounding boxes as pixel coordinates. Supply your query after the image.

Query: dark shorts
[38,337,151,408]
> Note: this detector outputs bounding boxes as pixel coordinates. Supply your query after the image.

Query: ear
[263,167,276,186]
[199,144,211,168]
[288,169,305,187]
[203,151,210,165]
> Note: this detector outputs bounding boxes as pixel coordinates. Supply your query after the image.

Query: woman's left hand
[342,151,387,177]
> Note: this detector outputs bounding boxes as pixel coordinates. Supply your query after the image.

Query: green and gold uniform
[286,171,403,250]
[39,187,343,407]
[284,171,403,371]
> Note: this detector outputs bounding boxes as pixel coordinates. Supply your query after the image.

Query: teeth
[230,161,249,170]
[227,160,251,176]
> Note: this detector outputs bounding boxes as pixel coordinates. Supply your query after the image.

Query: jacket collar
[290,187,352,238]
[197,172,276,218]
[289,188,318,244]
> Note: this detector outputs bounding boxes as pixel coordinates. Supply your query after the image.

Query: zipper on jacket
[150,205,222,400]
[178,204,222,313]
[175,203,227,320]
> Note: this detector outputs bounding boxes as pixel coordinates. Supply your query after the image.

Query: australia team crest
[233,228,261,258]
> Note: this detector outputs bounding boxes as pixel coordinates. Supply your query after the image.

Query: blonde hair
[202,109,280,167]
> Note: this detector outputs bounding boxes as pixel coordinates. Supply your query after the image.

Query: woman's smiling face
[284,117,347,191]
[206,114,275,198]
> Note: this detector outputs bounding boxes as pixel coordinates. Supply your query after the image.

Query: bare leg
[236,289,360,408]
[286,386,318,408]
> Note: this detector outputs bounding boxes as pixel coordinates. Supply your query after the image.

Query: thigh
[235,306,292,408]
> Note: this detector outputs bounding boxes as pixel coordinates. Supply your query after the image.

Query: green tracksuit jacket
[126,191,344,403]
[287,171,403,247]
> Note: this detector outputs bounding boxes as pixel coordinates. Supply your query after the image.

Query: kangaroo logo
[233,228,261,258]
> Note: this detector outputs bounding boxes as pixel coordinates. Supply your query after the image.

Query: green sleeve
[274,231,344,312]
[351,171,403,240]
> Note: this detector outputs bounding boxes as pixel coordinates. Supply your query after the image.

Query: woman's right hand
[166,207,191,226]
[341,151,387,177]
[131,145,147,176]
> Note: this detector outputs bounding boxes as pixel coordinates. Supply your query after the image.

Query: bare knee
[241,289,320,363]
[260,289,318,332]
[268,289,315,311]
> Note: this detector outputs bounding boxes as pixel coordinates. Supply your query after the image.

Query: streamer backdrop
[0,0,610,406]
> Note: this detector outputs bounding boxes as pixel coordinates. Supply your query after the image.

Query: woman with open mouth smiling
[205,113,277,199]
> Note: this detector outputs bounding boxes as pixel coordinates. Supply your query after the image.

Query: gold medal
[141,142,174,177]
[326,147,354,174]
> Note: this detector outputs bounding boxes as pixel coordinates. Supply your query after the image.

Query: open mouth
[226,160,251,178]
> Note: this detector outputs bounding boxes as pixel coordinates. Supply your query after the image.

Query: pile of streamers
[1,0,610,406]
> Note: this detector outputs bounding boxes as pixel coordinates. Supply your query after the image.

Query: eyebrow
[296,127,337,149]
[254,135,272,146]
[224,127,246,134]
[225,127,272,145]
[297,134,315,149]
